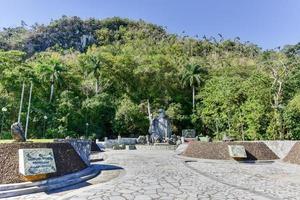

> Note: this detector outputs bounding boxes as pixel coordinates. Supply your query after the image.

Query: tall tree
[261,52,296,139]
[182,64,206,112]
[33,52,66,103]
[79,46,105,94]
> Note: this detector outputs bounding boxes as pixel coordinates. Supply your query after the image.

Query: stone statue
[11,122,26,142]
[149,109,172,143]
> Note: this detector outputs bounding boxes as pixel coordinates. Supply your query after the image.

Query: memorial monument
[149,109,172,143]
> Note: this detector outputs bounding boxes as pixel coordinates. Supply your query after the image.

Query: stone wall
[283,142,300,164]
[54,139,91,166]
[182,141,279,160]
[0,143,86,184]
[181,140,300,160]
[261,140,298,159]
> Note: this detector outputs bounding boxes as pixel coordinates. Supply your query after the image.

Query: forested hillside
[1,16,300,140]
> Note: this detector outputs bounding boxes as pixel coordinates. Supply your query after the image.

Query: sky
[0,0,300,49]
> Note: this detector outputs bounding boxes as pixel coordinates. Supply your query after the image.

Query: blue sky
[0,0,300,49]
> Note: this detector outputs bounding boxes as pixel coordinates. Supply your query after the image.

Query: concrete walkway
[6,150,300,200]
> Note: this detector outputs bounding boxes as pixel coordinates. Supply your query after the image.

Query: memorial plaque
[228,145,247,158]
[182,129,196,138]
[19,148,56,176]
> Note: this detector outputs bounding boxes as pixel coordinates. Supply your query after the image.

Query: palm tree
[80,48,103,94]
[35,53,65,103]
[89,55,102,94]
[49,63,65,102]
[182,64,206,112]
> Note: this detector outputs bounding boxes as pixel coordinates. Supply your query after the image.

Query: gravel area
[283,142,300,165]
[182,141,279,160]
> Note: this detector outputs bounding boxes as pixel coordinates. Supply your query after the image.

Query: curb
[0,164,101,198]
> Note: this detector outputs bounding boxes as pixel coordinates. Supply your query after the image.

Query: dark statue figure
[149,109,172,143]
[11,122,26,142]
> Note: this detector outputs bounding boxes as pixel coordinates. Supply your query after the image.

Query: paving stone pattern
[7,150,300,200]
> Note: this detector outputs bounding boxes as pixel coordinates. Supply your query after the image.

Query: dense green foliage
[1,16,300,140]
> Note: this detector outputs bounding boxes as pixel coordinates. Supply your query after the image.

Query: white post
[147,99,152,122]
[192,86,195,112]
[18,83,25,123]
[25,82,33,139]
[118,135,121,144]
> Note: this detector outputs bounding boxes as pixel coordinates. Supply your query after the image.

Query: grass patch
[0,140,12,143]
[0,139,54,143]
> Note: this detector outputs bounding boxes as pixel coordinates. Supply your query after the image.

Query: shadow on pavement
[46,164,123,194]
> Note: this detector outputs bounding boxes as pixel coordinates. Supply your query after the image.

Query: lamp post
[0,107,7,134]
[43,115,48,138]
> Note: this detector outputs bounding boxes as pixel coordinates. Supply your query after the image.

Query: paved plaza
[6,149,300,200]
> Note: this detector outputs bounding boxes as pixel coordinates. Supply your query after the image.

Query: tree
[33,52,66,103]
[113,96,148,137]
[197,76,245,139]
[182,64,206,112]
[79,46,105,94]
[261,52,296,139]
[81,93,115,138]
[2,15,300,141]
[166,103,188,134]
[284,94,300,139]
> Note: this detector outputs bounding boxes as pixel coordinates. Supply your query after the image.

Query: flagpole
[18,82,25,123]
[25,82,33,139]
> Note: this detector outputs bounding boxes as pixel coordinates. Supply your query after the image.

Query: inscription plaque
[228,145,247,158]
[19,148,56,176]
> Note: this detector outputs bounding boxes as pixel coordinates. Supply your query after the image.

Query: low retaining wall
[182,141,279,160]
[283,142,300,165]
[54,139,91,166]
[91,141,101,152]
[0,143,87,184]
[176,143,189,154]
[98,138,137,148]
[262,140,298,159]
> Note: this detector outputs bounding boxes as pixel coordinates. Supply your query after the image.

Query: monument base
[0,142,87,184]
[23,174,48,182]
